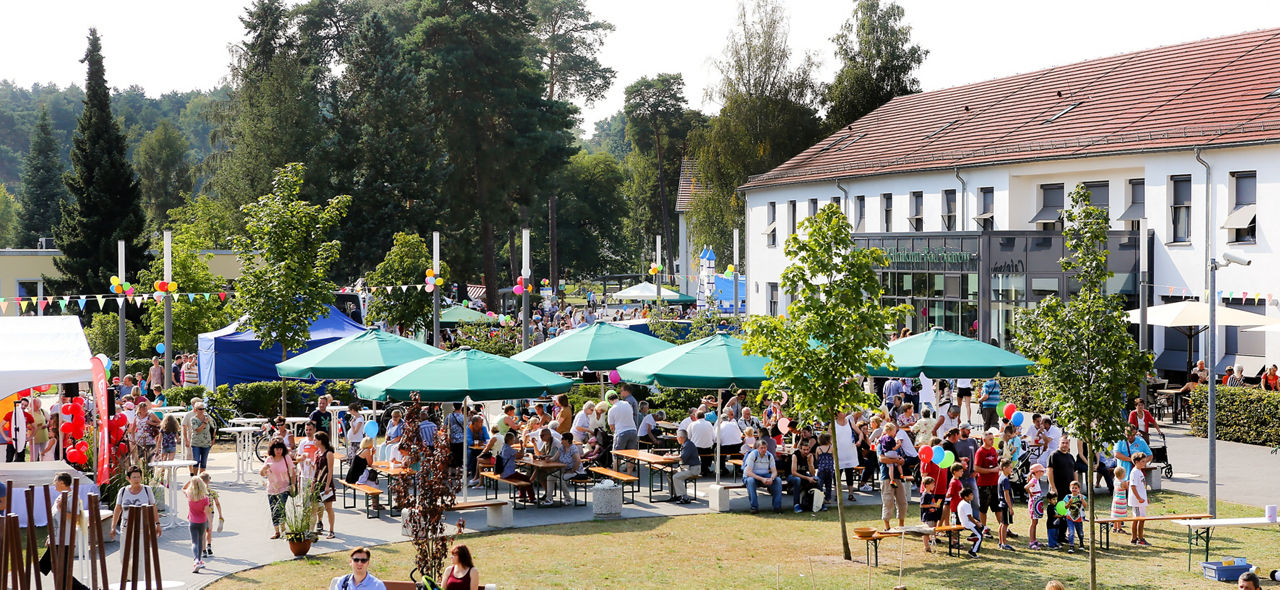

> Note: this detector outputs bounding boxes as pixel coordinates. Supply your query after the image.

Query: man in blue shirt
[743,439,782,513]
[329,547,386,590]
[978,379,1001,431]
[418,414,439,448]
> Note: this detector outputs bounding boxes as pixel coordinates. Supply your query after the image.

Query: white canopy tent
[609,281,686,301]
[0,316,93,396]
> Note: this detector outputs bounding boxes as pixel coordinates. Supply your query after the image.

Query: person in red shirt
[1126,399,1163,443]
[945,463,965,525]
[974,429,1002,529]
[3,397,36,462]
[1262,365,1280,391]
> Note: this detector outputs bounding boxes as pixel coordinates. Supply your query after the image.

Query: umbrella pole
[462,396,471,503]
[715,392,723,486]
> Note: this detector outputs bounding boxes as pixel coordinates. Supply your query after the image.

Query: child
[814,433,835,507]
[996,459,1015,551]
[1043,492,1062,549]
[198,472,222,558]
[1064,481,1086,553]
[157,414,180,483]
[919,476,943,552]
[1110,464,1129,533]
[945,463,965,527]
[1025,463,1046,549]
[878,430,902,488]
[1129,452,1151,546]
[957,487,987,558]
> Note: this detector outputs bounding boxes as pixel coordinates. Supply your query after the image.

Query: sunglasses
[351,557,369,563]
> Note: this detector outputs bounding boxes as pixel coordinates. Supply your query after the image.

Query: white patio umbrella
[1126,300,1278,372]
[608,282,688,301]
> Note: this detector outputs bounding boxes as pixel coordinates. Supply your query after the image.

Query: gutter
[954,167,967,231]
[836,179,849,219]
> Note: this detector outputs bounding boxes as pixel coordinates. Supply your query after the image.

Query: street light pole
[163,230,173,389]
[1207,259,1218,517]
[522,228,531,351]
[432,231,441,348]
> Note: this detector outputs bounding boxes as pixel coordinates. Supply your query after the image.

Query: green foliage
[48,29,150,301]
[137,232,234,353]
[125,358,153,377]
[994,376,1051,415]
[646,387,706,416]
[822,0,928,130]
[164,194,239,250]
[623,73,696,268]
[212,379,354,417]
[0,185,19,248]
[1188,385,1280,447]
[133,119,191,235]
[161,385,209,407]
[83,314,142,358]
[584,111,629,161]
[365,233,448,334]
[528,0,616,104]
[16,105,68,247]
[531,151,629,280]
[742,203,910,559]
[454,324,521,358]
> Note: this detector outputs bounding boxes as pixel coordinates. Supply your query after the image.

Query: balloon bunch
[424,269,444,292]
[922,444,955,468]
[997,402,1025,427]
[497,313,517,326]
[540,278,550,287]
[648,262,663,276]
[109,275,134,295]
[106,413,130,458]
[152,280,178,293]
[513,276,526,296]
[59,397,90,464]
[722,264,736,280]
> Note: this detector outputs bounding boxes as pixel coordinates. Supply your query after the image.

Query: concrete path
[1157,422,1280,509]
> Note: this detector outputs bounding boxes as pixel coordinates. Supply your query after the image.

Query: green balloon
[938,450,955,469]
[1056,501,1068,516]
[997,401,1007,415]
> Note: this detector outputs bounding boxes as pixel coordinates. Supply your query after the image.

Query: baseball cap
[985,427,1001,436]
[960,422,973,429]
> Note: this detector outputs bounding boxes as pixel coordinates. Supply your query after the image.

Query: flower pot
[287,538,312,557]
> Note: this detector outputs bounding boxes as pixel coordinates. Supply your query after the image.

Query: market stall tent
[0,316,93,397]
[197,305,364,390]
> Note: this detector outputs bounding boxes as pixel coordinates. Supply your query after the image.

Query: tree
[742,204,910,560]
[17,105,69,247]
[584,110,629,161]
[365,233,449,335]
[84,312,142,358]
[134,119,192,236]
[530,151,629,281]
[0,184,20,248]
[232,163,351,414]
[137,233,233,354]
[164,194,239,250]
[690,0,823,263]
[1012,184,1152,590]
[624,74,690,271]
[48,29,149,301]
[823,0,928,130]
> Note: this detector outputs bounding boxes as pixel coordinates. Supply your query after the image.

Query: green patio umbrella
[615,332,769,389]
[511,322,675,372]
[867,327,1033,378]
[275,328,445,379]
[355,346,574,402]
[439,305,498,327]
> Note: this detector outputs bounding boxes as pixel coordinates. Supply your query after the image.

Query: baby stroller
[1149,433,1173,479]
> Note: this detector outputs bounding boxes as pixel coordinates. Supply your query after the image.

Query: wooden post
[41,486,59,590]
[118,506,134,590]
[55,491,69,590]
[146,507,162,588]
[9,516,26,590]
[128,506,141,590]
[87,494,101,590]
[24,487,39,590]
[94,495,108,590]
[0,510,9,590]
[64,480,80,589]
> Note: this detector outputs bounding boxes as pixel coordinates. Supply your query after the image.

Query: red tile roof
[676,158,711,212]
[742,28,1280,190]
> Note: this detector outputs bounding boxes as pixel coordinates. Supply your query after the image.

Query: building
[675,158,712,295]
[742,28,1280,377]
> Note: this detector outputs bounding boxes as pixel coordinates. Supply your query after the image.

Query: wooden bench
[589,467,638,504]
[339,480,385,519]
[450,499,513,528]
[1095,513,1213,549]
[932,524,969,557]
[480,472,534,508]
[860,531,902,566]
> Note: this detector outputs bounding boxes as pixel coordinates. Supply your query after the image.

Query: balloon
[608,370,621,384]
[656,264,663,271]
[1003,403,1018,420]
[931,446,945,466]
[167,282,178,293]
[155,342,165,354]
[778,418,791,434]
[513,285,524,295]
[154,281,164,291]
[649,268,657,275]
[1010,412,1025,427]
[435,278,444,286]
[67,449,85,464]
[76,441,89,453]
[995,438,1003,449]
[726,264,735,273]
[516,276,524,285]
[486,311,496,317]
[110,276,121,285]
[919,446,934,463]
[73,396,85,407]
[426,269,435,277]
[363,421,379,438]
[996,401,1007,416]
[61,405,73,416]
[425,283,435,292]
[60,423,74,434]
[102,356,112,372]
[939,451,955,469]
[1055,501,1068,516]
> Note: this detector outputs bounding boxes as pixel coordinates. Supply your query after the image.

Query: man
[1127,398,1164,443]
[329,546,386,590]
[619,383,642,427]
[977,378,1001,431]
[788,440,820,513]
[974,429,1001,530]
[171,356,184,389]
[182,356,198,388]
[1238,571,1262,590]
[606,391,638,473]
[677,408,697,432]
[418,412,439,448]
[182,397,203,475]
[309,395,333,438]
[743,439,782,514]
[736,407,761,433]
[878,423,909,529]
[666,429,700,504]
[1047,437,1077,546]
[3,397,33,462]
[1113,426,1152,480]
[933,404,961,439]
[881,394,904,422]
[954,423,981,513]
[716,409,744,473]
[882,378,904,407]
[444,404,467,474]
[148,357,165,391]
[686,411,715,476]
[1039,417,1063,468]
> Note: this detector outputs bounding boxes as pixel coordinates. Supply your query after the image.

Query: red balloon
[73,397,86,407]
[1003,403,1018,420]
[67,449,85,464]
[60,405,73,416]
[919,446,934,463]
[76,441,88,453]
[60,423,74,434]
[71,426,85,440]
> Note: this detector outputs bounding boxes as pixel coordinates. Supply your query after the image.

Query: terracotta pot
[287,538,312,557]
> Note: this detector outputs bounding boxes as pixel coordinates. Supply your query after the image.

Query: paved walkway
[1157,422,1280,509]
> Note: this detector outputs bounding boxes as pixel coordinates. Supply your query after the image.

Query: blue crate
[1202,559,1251,582]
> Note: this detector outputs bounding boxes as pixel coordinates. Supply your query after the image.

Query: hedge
[211,380,356,417]
[125,359,153,377]
[1189,385,1280,447]
[161,385,209,407]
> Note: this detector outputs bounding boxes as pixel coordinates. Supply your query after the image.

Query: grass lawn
[209,491,1278,589]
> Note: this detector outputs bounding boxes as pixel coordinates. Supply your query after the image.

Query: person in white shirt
[677,408,697,432]
[716,409,744,473]
[933,404,961,439]
[571,402,595,443]
[917,373,935,413]
[637,404,660,445]
[606,392,638,473]
[1039,417,1063,468]
[686,411,715,476]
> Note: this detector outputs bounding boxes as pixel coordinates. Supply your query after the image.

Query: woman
[571,401,595,443]
[895,402,918,429]
[1263,365,1280,391]
[440,544,479,590]
[110,466,161,543]
[188,402,214,475]
[533,404,551,428]
[345,437,377,486]
[259,439,294,539]
[271,416,295,452]
[134,401,161,469]
[378,409,404,462]
[497,405,520,438]
[182,475,212,572]
[833,411,859,502]
[465,415,489,486]
[854,419,876,490]
[313,431,337,539]
[30,399,48,462]
[554,394,573,437]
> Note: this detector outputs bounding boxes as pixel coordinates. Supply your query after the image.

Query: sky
[4,0,1280,137]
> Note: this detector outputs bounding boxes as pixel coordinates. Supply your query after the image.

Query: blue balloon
[103,358,112,372]
[364,420,380,438]
[1011,412,1025,427]
[931,444,946,465]
[155,342,165,354]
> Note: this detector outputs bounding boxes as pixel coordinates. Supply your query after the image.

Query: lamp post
[1206,250,1251,517]
[433,231,441,348]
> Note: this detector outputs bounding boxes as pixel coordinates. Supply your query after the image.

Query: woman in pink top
[259,439,295,539]
[182,476,213,572]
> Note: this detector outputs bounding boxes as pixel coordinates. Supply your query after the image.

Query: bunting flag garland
[203,293,211,301]
[57,299,68,312]
[188,293,196,302]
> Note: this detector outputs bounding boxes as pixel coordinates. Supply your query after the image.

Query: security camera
[1222,251,1252,266]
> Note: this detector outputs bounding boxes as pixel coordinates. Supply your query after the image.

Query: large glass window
[992,274,1026,302]
[1226,302,1266,357]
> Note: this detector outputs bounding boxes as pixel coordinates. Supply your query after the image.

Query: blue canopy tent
[712,274,746,314]
[197,305,365,390]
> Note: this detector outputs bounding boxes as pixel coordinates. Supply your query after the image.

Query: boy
[1064,481,1087,553]
[878,429,903,488]
[956,487,987,558]
[1043,492,1062,549]
[945,463,965,526]
[996,459,1015,551]
[1025,463,1046,550]
[919,476,943,552]
[1129,452,1151,546]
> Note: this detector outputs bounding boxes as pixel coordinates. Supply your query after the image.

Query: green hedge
[1189,385,1280,447]
[212,380,355,417]
[161,385,209,407]
[560,384,706,419]
[995,376,1052,414]
[125,359,154,377]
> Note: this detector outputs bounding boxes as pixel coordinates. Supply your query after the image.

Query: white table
[153,406,186,414]
[231,417,269,426]
[219,427,261,483]
[148,460,197,529]
[1172,517,1280,570]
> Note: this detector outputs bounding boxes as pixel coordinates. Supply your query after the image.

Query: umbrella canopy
[511,322,675,372]
[275,328,445,379]
[355,347,573,402]
[1126,300,1278,327]
[867,327,1033,378]
[439,305,498,327]
[616,333,769,389]
[609,282,696,303]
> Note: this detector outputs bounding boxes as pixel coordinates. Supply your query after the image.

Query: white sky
[4,0,1280,136]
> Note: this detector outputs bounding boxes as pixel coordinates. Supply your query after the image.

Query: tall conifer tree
[17,105,69,247]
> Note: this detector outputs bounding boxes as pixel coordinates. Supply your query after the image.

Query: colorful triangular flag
[187,293,196,302]
[400,285,409,293]
[204,293,212,301]
[57,299,68,311]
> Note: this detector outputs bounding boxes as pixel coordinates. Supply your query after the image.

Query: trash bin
[592,480,622,519]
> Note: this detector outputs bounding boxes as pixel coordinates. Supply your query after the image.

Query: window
[1084,181,1109,215]
[975,187,994,230]
[809,198,819,218]
[788,200,797,236]
[1225,171,1256,243]
[1171,175,1192,243]
[854,195,866,232]
[831,195,841,212]
[908,191,923,231]
[883,193,894,232]
[1030,183,1064,226]
[767,282,779,316]
[766,202,777,247]
[1226,302,1266,357]
[942,189,956,231]
[1119,179,1145,227]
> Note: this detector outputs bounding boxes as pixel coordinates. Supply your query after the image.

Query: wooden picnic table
[657,421,679,430]
[1171,516,1280,570]
[518,459,569,506]
[613,449,680,502]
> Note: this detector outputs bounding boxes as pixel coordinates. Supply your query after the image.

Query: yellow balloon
[167,283,178,293]
[435,278,444,286]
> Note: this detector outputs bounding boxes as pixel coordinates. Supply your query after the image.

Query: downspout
[954,167,967,231]
[1195,147,1213,302]
[836,179,850,227]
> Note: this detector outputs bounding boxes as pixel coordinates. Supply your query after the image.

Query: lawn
[209,491,1277,589]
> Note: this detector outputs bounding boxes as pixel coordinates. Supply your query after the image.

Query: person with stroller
[1126,398,1163,443]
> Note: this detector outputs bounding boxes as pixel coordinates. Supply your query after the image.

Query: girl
[159,415,180,465]
[1025,463,1046,549]
[181,476,212,572]
[260,439,294,539]
[314,431,337,539]
[1109,464,1129,533]
[740,427,758,456]
[440,544,479,590]
[271,416,295,452]
[198,472,222,558]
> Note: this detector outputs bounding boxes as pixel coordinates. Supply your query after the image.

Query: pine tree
[17,105,69,247]
[48,29,149,300]
[134,119,192,235]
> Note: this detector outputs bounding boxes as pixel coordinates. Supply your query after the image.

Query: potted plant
[282,489,319,557]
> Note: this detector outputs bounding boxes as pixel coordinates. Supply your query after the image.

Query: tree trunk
[1086,442,1097,590]
[548,193,558,296]
[653,126,673,281]
[280,349,288,417]
[830,411,853,561]
[481,219,499,312]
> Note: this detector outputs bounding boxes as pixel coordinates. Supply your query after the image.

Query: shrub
[210,380,356,417]
[125,358,154,377]
[1189,385,1280,447]
[995,376,1052,414]
[162,385,209,407]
